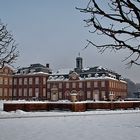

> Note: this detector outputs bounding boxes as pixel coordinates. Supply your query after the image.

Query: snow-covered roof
[48,75,126,82]
[52,68,73,75]
[15,71,49,76]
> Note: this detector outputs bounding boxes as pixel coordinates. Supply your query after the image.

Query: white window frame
[0,88,2,96]
[87,91,91,99]
[4,88,7,96]
[66,83,69,88]
[23,88,27,97]
[19,78,22,85]
[29,88,32,97]
[0,77,3,84]
[101,81,105,87]
[29,78,33,85]
[24,78,28,85]
[9,78,12,85]
[47,83,50,89]
[59,92,62,99]
[4,78,8,85]
[101,91,106,98]
[14,78,17,85]
[72,82,76,88]
[47,92,50,98]
[87,82,91,88]
[35,88,39,97]
[43,88,46,97]
[9,88,12,97]
[79,82,83,88]
[19,88,22,96]
[94,81,98,87]
[35,77,39,85]
[43,77,46,85]
[59,83,62,89]
[13,89,17,96]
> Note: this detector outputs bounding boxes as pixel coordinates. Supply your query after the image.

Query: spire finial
[78,52,80,57]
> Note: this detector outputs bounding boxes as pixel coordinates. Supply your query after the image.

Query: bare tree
[0,20,19,68]
[77,0,140,66]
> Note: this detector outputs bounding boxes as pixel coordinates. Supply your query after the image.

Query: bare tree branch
[0,20,19,68]
[77,0,140,65]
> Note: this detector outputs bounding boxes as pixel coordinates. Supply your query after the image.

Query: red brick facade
[0,66,127,101]
[0,66,13,100]
[13,73,48,100]
[47,73,127,101]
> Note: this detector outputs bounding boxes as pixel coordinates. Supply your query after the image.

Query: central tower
[76,53,83,70]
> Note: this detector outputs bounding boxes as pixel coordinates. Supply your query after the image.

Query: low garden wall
[3,101,140,112]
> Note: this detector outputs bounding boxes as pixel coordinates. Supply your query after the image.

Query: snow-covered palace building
[0,57,127,101]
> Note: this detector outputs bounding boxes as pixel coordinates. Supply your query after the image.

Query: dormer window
[48,76,53,80]
[30,69,35,73]
[88,74,91,78]
[102,74,105,77]
[95,73,99,78]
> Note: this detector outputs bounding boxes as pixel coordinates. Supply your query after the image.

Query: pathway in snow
[1,109,140,119]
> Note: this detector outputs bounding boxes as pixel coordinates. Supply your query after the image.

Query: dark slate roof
[16,63,52,74]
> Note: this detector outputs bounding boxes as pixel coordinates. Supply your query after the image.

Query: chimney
[46,63,49,68]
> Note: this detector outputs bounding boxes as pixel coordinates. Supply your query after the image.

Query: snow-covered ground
[0,100,140,140]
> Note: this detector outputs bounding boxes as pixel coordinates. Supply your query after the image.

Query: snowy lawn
[0,100,140,140]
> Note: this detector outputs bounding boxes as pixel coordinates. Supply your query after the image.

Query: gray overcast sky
[0,0,139,83]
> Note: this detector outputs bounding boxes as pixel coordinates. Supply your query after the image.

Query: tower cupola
[76,53,83,70]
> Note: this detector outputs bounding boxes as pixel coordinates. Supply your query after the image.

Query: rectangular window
[35,77,39,85]
[66,83,69,88]
[9,88,12,97]
[29,78,33,85]
[43,77,46,85]
[9,78,12,85]
[14,78,17,85]
[72,82,76,88]
[87,82,91,88]
[79,82,83,88]
[47,92,50,98]
[4,78,8,85]
[35,88,39,97]
[13,89,17,96]
[59,83,62,89]
[19,78,22,85]
[87,91,91,99]
[24,78,28,85]
[101,81,105,87]
[23,88,27,96]
[19,88,22,96]
[93,90,99,101]
[101,91,106,98]
[59,92,62,99]
[94,81,98,87]
[43,88,46,97]
[47,83,50,89]
[4,88,8,96]
[0,88,2,96]
[0,77,3,84]
[29,88,32,96]
[4,89,7,97]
